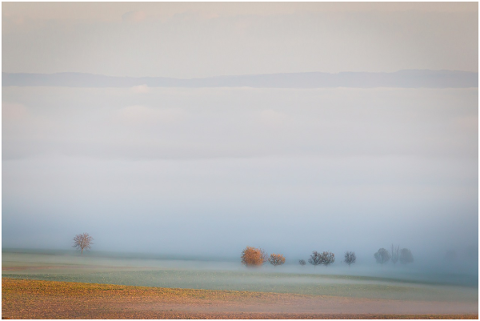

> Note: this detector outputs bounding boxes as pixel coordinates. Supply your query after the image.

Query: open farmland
[2,251,477,318]
[3,278,477,319]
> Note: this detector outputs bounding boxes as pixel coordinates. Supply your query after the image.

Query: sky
[2,2,478,77]
[2,3,478,266]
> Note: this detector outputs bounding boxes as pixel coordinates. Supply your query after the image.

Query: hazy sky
[3,2,478,77]
[3,86,477,259]
[2,3,478,264]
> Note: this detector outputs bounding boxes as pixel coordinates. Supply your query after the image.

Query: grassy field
[2,251,478,318]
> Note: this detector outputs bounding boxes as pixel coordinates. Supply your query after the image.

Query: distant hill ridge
[3,70,477,88]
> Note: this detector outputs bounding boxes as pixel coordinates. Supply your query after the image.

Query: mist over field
[2,4,478,304]
[3,85,477,276]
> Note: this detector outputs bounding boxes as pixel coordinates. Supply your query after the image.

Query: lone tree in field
[344,251,356,267]
[391,244,399,265]
[309,251,322,268]
[241,246,267,267]
[299,259,306,266]
[374,248,391,264]
[268,254,286,267]
[320,251,335,267]
[73,233,93,255]
[399,248,414,264]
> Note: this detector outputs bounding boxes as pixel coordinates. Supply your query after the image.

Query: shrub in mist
[268,253,286,267]
[309,251,322,268]
[320,251,335,266]
[399,248,414,264]
[241,246,267,267]
[309,251,335,267]
[374,248,391,264]
[344,251,356,266]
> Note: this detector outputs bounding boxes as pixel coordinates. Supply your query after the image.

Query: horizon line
[2,68,478,80]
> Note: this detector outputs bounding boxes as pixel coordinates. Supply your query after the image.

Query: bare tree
[260,248,268,264]
[299,259,306,266]
[399,248,414,264]
[268,254,286,267]
[391,244,399,265]
[320,251,335,266]
[309,251,335,267]
[344,251,356,267]
[241,246,267,267]
[73,233,93,255]
[374,248,390,264]
[308,251,322,268]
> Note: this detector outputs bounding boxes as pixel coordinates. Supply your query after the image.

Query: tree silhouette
[320,251,335,266]
[399,248,414,264]
[374,248,390,264]
[344,251,356,266]
[391,244,399,265]
[268,254,286,267]
[73,233,93,255]
[309,251,335,267]
[309,251,322,268]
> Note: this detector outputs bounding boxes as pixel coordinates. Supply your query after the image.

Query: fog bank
[3,87,477,271]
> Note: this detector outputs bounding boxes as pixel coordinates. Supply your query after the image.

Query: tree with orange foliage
[268,253,285,267]
[241,246,268,267]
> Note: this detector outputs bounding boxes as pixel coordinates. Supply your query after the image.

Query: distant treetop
[374,248,390,264]
[241,246,267,267]
[73,233,93,255]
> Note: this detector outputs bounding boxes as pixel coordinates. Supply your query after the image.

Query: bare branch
[268,254,286,267]
[344,251,356,266]
[73,233,93,255]
[309,251,335,268]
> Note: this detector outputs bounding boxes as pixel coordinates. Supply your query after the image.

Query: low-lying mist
[3,86,477,286]
[3,248,477,289]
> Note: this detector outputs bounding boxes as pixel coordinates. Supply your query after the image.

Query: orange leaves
[241,248,286,268]
[268,254,286,267]
[240,247,267,267]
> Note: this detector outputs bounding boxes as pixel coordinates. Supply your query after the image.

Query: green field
[3,251,477,303]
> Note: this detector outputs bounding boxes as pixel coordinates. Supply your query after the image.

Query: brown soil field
[2,278,477,319]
